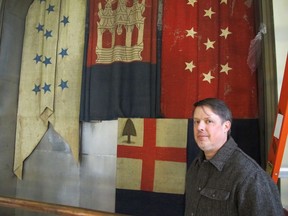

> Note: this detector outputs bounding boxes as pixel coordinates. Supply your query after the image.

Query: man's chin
[197,141,209,149]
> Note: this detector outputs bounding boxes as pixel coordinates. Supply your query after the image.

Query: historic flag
[80,0,159,121]
[116,118,187,215]
[161,0,258,119]
[14,0,86,179]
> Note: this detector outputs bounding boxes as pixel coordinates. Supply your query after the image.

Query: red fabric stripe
[86,0,97,67]
[141,118,156,191]
[161,1,198,118]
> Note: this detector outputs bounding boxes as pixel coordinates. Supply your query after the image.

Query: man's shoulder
[228,147,267,180]
[225,137,262,171]
[233,147,260,167]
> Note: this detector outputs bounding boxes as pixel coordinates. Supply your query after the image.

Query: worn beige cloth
[14,0,86,179]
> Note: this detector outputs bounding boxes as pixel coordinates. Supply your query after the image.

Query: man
[185,98,284,216]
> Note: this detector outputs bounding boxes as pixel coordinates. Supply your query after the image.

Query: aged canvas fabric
[116,118,187,215]
[14,0,86,179]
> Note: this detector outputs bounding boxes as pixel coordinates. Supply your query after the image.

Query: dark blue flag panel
[231,119,261,164]
[81,62,158,121]
[116,189,185,216]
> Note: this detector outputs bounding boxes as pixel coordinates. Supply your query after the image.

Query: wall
[273,0,288,209]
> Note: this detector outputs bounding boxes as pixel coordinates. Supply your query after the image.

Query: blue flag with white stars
[14,0,86,179]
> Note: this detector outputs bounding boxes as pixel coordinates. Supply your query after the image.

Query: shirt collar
[209,137,238,171]
[195,137,238,171]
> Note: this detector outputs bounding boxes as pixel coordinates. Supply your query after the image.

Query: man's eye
[206,120,213,124]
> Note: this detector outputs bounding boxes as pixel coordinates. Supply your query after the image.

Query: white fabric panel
[80,121,118,212]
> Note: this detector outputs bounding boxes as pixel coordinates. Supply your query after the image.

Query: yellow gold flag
[14,0,86,179]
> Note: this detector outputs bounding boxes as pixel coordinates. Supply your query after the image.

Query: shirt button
[212,194,216,198]
[198,187,201,191]
[191,213,194,216]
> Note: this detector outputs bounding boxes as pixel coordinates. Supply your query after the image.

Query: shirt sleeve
[237,170,284,216]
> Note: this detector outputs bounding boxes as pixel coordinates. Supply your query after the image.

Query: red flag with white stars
[161,0,258,118]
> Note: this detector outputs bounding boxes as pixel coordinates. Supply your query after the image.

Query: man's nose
[196,121,205,131]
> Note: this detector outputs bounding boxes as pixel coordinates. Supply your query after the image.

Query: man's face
[193,105,231,159]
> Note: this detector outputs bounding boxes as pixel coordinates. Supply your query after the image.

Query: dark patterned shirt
[185,137,284,216]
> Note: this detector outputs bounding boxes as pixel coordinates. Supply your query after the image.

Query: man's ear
[224,120,231,133]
